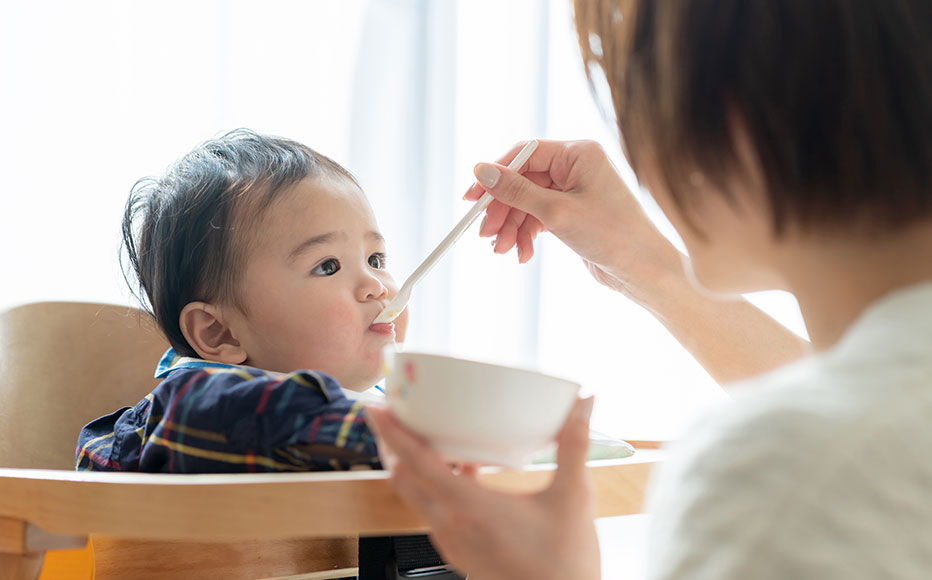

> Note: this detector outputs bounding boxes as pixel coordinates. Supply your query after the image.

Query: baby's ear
[179,302,247,364]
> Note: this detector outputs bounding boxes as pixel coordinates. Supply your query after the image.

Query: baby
[76,129,407,472]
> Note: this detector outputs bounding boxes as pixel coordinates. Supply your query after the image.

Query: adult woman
[367,1,932,578]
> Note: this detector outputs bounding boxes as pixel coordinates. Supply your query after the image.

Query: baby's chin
[246,358,379,392]
[342,384,376,392]
[340,372,385,392]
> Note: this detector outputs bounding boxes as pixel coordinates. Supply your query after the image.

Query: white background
[0,0,807,439]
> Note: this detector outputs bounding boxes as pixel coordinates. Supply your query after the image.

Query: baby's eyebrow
[287,231,385,262]
[288,233,336,262]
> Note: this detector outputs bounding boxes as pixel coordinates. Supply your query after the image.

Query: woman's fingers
[365,406,459,523]
[367,401,600,580]
[366,406,482,510]
[464,140,549,202]
[463,181,485,202]
[488,170,553,260]
[546,397,595,501]
[365,405,398,471]
[515,217,544,263]
[474,162,557,223]
[493,209,528,254]
[480,199,513,238]
[366,406,441,476]
[478,173,553,259]
[535,396,602,580]
[459,463,480,479]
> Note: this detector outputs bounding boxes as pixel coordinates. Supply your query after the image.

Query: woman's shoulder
[668,349,924,483]
[646,354,932,578]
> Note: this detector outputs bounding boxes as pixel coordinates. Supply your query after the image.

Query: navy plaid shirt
[76,349,382,473]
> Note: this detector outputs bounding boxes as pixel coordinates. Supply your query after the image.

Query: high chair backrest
[0,301,371,579]
[0,301,168,469]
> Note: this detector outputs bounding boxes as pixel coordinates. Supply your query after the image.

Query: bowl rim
[389,349,580,387]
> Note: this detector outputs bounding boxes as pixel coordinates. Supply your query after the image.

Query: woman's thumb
[548,396,595,496]
[474,162,549,218]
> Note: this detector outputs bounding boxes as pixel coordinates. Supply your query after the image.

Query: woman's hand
[465,140,809,384]
[366,397,601,580]
[465,139,680,302]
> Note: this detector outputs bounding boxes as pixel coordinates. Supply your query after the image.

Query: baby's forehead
[280,176,373,223]
[238,176,379,253]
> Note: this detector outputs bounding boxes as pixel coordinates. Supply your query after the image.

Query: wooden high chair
[0,301,662,580]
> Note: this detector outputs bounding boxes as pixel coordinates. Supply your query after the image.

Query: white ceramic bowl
[384,350,580,468]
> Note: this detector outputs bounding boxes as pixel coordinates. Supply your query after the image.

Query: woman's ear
[178,302,247,364]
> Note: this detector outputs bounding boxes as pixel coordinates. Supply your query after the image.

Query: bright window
[0,0,803,441]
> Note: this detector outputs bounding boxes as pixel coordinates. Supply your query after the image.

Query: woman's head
[123,130,404,387]
[575,0,932,240]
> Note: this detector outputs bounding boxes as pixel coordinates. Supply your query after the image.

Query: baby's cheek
[299,307,358,369]
[312,303,355,336]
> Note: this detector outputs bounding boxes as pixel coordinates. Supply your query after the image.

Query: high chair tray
[0,452,661,542]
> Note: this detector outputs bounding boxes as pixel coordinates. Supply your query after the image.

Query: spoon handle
[374,140,540,323]
[401,193,494,291]
[401,140,540,290]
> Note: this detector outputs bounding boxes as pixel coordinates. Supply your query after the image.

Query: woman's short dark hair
[122,129,359,357]
[575,0,932,235]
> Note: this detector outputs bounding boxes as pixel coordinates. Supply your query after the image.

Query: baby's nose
[361,277,388,301]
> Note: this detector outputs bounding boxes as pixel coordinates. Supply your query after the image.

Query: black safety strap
[358,534,465,579]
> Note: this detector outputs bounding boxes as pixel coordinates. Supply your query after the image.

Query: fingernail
[575,396,595,423]
[475,163,501,189]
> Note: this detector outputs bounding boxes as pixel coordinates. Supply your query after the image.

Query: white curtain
[0,0,804,439]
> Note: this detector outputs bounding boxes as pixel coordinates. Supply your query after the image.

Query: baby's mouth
[368,322,395,335]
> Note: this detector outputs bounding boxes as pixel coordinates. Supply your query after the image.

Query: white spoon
[374,139,539,324]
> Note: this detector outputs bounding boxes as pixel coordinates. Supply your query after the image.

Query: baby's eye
[368,252,387,269]
[312,258,341,276]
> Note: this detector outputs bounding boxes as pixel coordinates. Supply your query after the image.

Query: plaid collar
[154,347,236,378]
[153,348,384,400]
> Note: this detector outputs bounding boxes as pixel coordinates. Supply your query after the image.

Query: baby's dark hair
[122,128,359,357]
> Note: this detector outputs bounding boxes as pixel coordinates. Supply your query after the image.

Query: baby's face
[226,176,406,390]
